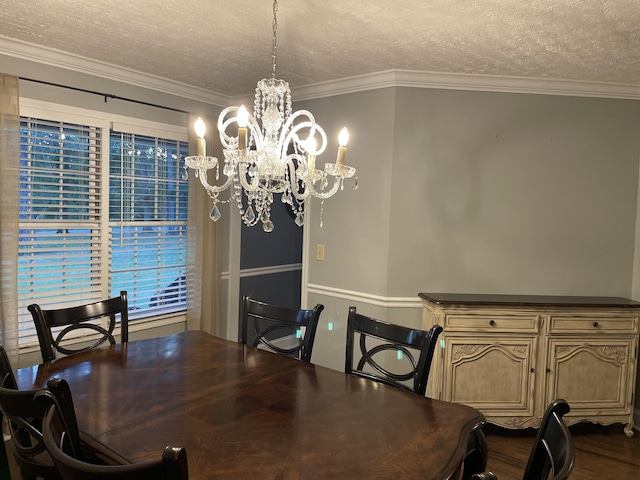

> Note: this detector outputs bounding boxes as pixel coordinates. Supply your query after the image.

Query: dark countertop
[418,293,640,308]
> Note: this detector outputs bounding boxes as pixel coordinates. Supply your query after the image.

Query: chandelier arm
[236,159,287,194]
[306,175,342,199]
[236,160,262,193]
[217,107,239,149]
[197,168,235,193]
[278,112,328,160]
[286,156,312,202]
[218,107,264,151]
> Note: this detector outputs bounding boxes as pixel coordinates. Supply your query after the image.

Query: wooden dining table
[15,330,485,479]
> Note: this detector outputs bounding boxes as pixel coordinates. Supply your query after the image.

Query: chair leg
[461,427,488,480]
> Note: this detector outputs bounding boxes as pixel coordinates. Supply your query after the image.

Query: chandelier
[183,0,356,232]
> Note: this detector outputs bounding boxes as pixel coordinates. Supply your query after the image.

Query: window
[109,131,189,318]
[17,110,188,347]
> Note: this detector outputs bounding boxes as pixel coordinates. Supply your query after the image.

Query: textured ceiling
[0,0,639,97]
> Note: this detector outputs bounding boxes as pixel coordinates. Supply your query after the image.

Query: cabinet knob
[546,367,552,374]
[530,368,535,373]
[489,320,496,327]
[592,321,599,328]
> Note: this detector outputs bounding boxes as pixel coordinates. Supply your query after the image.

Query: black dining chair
[344,309,486,479]
[470,399,575,480]
[345,306,443,396]
[240,295,324,363]
[0,345,61,480]
[37,377,189,480]
[28,291,129,363]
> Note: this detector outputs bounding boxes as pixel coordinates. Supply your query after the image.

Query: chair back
[38,378,189,480]
[523,399,574,480]
[28,291,129,362]
[469,399,574,480]
[0,346,60,480]
[240,295,324,363]
[345,306,443,396]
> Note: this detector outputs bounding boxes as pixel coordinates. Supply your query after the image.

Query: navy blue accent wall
[238,195,303,341]
[240,196,303,269]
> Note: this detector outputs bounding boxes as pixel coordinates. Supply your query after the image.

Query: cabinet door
[546,338,635,414]
[443,336,537,418]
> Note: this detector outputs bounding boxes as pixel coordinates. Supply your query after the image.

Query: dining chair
[345,306,443,396]
[37,377,189,480]
[240,295,324,363]
[470,399,575,480]
[28,291,129,363]
[0,345,62,480]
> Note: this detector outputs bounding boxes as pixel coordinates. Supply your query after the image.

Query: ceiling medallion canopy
[183,0,357,232]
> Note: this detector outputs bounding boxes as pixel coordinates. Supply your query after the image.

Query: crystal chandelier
[183,0,356,232]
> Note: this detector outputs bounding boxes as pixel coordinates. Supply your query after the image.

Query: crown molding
[0,36,230,107]
[291,69,640,101]
[3,36,639,105]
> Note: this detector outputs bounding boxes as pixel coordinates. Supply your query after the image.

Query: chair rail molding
[306,283,422,309]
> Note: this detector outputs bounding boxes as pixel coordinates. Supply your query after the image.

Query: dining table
[15,330,486,479]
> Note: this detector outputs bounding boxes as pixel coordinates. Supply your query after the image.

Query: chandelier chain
[271,0,278,79]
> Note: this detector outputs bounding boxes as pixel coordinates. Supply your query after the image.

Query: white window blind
[109,131,189,318]
[18,118,103,346]
[17,112,189,348]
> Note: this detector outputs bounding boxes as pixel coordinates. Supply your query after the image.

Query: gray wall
[300,88,640,388]
[388,89,640,296]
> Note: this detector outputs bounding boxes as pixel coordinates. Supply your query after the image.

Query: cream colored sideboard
[420,293,640,437]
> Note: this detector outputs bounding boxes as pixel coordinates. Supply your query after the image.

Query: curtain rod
[20,77,190,114]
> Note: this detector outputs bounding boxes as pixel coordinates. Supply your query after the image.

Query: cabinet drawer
[547,315,638,334]
[445,314,539,332]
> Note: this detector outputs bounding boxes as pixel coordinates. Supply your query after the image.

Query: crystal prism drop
[243,206,256,224]
[353,176,358,190]
[295,213,304,227]
[209,205,221,222]
[262,219,274,233]
[182,169,189,181]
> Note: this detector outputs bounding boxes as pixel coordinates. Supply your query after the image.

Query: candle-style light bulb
[237,106,248,151]
[339,127,349,147]
[306,136,317,173]
[195,117,207,156]
[336,127,349,165]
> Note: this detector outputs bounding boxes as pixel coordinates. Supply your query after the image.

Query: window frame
[17,98,189,352]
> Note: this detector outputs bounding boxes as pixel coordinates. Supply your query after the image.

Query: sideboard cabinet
[420,293,640,436]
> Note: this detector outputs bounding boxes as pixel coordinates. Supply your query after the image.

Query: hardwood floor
[482,423,640,480]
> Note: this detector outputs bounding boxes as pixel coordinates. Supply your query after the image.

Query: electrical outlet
[316,244,325,261]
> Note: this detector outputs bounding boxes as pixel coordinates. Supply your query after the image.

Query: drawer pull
[489,320,496,327]
[592,321,599,328]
